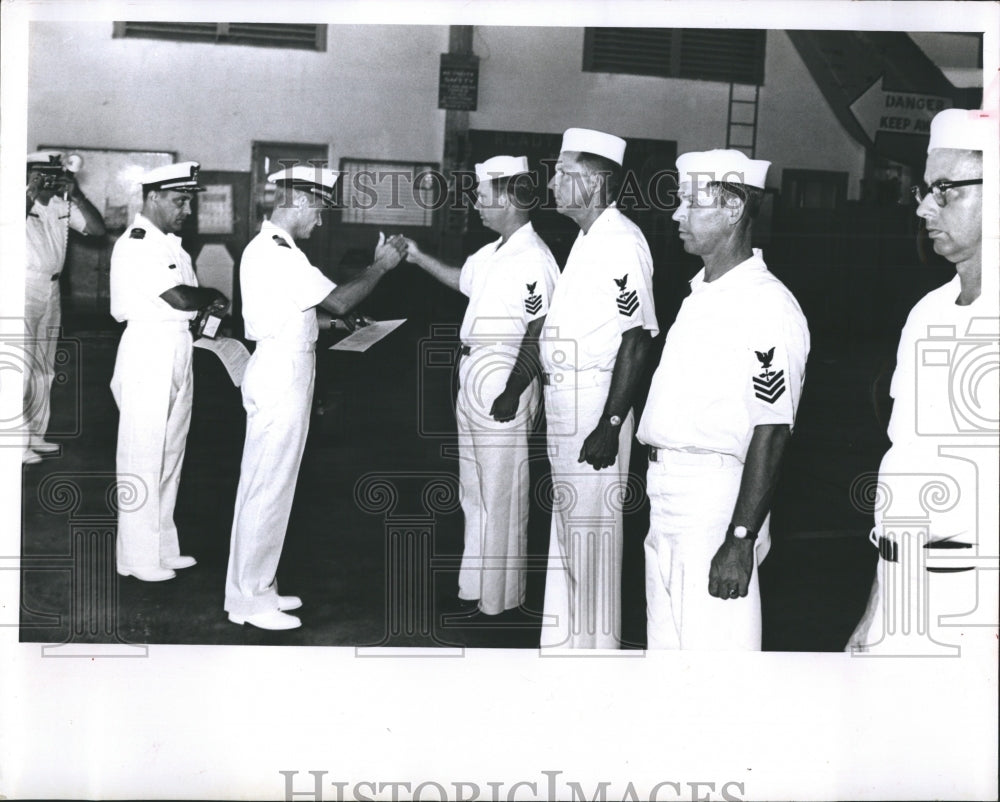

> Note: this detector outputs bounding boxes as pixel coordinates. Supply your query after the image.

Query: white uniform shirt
[884,274,999,460]
[240,220,336,345]
[637,250,809,462]
[26,196,87,275]
[459,221,559,346]
[540,204,658,372]
[109,213,198,324]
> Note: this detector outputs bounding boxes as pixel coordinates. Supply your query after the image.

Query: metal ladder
[727,82,760,158]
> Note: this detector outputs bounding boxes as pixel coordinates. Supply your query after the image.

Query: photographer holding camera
[23,150,105,465]
[847,108,999,653]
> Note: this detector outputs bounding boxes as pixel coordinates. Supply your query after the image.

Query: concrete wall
[29,23,867,196]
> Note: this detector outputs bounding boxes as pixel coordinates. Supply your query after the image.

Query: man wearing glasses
[848,107,998,653]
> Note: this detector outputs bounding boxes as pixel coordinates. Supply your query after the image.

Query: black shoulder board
[130,228,146,239]
[272,235,291,248]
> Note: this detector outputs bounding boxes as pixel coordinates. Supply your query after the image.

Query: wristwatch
[603,413,623,427]
[727,523,758,542]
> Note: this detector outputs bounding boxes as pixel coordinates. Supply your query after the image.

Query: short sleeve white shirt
[109,213,198,323]
[240,220,336,344]
[26,196,87,275]
[637,250,810,462]
[884,274,999,456]
[540,205,658,372]
[458,221,559,346]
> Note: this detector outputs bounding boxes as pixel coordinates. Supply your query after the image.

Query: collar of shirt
[492,220,536,253]
[689,248,767,294]
[577,203,619,239]
[261,218,298,250]
[131,212,180,246]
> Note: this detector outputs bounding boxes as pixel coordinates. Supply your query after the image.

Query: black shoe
[443,596,479,614]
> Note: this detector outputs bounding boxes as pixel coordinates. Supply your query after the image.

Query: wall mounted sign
[438,53,480,111]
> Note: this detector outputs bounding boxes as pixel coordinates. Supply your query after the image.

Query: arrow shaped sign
[849,76,952,143]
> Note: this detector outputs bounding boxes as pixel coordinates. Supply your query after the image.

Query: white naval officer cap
[928,107,995,152]
[675,149,770,189]
[268,165,339,206]
[142,161,204,192]
[475,155,530,183]
[26,150,66,171]
[560,127,627,165]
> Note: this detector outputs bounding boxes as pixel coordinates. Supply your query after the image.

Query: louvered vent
[584,28,765,85]
[113,22,327,51]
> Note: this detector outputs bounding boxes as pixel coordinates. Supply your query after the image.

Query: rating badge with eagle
[523,281,543,316]
[614,273,639,317]
[752,346,786,404]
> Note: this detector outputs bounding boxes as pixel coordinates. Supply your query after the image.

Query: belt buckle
[648,446,658,462]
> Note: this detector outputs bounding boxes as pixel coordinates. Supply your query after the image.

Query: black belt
[648,446,659,462]
[877,535,973,565]
[459,344,471,356]
[542,372,551,385]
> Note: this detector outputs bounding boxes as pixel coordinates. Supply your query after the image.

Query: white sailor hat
[560,128,627,166]
[142,161,204,192]
[928,107,995,152]
[675,149,770,189]
[268,165,339,206]
[27,150,66,171]
[475,155,530,183]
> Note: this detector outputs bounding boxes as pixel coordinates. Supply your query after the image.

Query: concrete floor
[19,319,888,651]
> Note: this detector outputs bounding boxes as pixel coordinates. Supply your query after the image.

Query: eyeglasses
[911,178,983,207]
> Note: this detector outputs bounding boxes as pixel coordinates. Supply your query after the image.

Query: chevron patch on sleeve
[753,368,786,403]
[617,290,639,316]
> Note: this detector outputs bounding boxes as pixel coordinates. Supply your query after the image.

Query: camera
[915,317,1000,436]
[39,172,68,191]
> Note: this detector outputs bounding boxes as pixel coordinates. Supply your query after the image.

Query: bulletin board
[40,145,175,231]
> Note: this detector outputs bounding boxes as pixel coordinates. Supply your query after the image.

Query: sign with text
[850,76,952,143]
[438,53,479,111]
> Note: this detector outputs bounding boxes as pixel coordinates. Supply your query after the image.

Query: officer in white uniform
[110,162,228,582]
[637,149,809,650]
[848,109,999,653]
[404,156,559,617]
[23,151,105,464]
[540,128,659,649]
[226,166,406,630]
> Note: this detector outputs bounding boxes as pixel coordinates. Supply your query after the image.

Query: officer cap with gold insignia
[268,165,339,206]
[142,161,204,193]
[27,150,67,172]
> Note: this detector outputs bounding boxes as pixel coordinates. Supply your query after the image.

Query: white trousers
[455,350,539,614]
[110,323,193,571]
[542,372,631,649]
[644,450,768,651]
[23,271,61,448]
[225,342,315,616]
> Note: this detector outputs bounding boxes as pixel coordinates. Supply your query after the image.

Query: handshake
[371,232,421,271]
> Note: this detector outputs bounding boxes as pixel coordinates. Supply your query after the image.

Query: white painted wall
[470,27,867,198]
[28,22,449,171]
[29,24,867,197]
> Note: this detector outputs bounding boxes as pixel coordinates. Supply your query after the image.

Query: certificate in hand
[328,319,406,352]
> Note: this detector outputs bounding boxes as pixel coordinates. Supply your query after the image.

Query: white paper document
[329,318,406,352]
[193,335,251,386]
